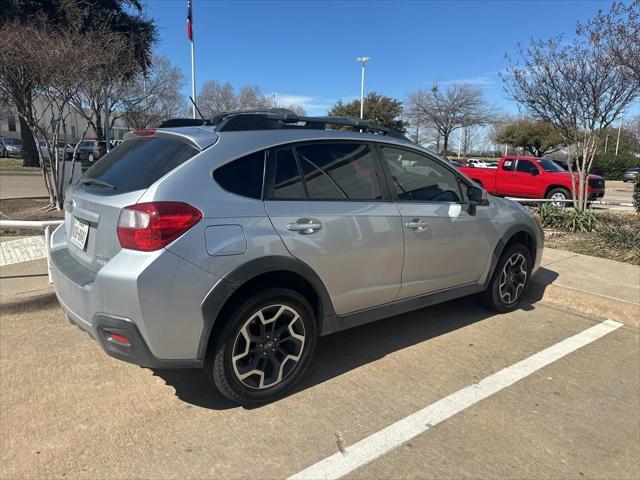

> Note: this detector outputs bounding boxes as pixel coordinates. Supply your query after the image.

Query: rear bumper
[50,223,218,368]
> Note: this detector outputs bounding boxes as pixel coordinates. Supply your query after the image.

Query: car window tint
[516,160,539,174]
[380,146,462,203]
[295,143,382,200]
[214,151,264,199]
[271,148,306,199]
[79,138,198,194]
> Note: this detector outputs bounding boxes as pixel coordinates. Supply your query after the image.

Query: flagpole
[189,0,196,119]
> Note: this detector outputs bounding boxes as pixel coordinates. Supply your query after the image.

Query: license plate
[70,218,89,250]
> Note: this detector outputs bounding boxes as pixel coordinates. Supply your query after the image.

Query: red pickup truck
[458,156,605,204]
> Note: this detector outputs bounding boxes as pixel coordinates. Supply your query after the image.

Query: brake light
[132,128,156,137]
[117,202,202,251]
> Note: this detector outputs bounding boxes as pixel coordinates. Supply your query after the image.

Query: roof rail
[209,108,409,140]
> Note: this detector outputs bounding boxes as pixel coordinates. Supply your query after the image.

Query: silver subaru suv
[51,110,543,405]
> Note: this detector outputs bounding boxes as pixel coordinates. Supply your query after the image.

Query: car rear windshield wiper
[81,178,115,189]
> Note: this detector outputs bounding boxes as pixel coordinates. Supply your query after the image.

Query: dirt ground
[0,197,64,236]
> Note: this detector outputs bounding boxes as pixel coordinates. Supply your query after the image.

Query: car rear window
[79,138,198,194]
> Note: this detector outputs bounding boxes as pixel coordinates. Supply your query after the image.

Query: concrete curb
[528,278,639,329]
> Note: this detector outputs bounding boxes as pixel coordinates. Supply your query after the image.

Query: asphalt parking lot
[1,294,638,479]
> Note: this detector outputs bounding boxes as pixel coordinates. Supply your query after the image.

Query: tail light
[117,202,202,251]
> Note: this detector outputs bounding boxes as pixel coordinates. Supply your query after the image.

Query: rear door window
[271,148,306,199]
[295,143,382,200]
[267,142,383,201]
[79,138,198,194]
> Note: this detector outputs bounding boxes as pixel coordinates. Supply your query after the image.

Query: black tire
[482,243,532,313]
[546,187,571,207]
[205,288,317,405]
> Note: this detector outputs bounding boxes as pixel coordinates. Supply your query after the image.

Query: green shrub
[538,203,599,232]
[634,177,640,213]
[590,152,639,180]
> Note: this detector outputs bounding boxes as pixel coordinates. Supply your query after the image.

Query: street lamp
[271,92,277,108]
[615,109,624,156]
[356,56,370,119]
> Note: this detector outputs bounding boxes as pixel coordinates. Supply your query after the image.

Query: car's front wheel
[482,244,531,313]
[205,288,317,405]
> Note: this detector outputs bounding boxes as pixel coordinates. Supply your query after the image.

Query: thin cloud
[440,71,502,86]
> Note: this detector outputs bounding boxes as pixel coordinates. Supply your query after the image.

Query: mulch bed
[0,197,64,236]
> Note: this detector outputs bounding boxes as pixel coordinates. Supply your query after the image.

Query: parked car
[77,140,107,164]
[0,137,23,158]
[447,159,466,168]
[51,110,544,405]
[38,140,75,163]
[460,156,605,205]
[622,167,640,183]
[466,158,496,168]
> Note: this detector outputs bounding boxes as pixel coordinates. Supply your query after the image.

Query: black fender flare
[486,223,539,286]
[197,255,336,360]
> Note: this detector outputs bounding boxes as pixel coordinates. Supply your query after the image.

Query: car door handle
[286,218,322,234]
[405,219,429,231]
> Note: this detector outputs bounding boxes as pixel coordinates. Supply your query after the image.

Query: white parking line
[288,319,624,480]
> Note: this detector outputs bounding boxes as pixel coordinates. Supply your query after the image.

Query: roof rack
[157,118,212,128]
[209,108,409,140]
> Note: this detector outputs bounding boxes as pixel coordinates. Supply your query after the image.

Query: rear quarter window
[79,138,198,194]
[213,151,265,199]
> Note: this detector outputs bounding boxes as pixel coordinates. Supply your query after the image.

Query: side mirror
[467,185,489,215]
[531,169,540,176]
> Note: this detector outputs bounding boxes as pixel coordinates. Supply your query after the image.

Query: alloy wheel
[231,304,305,389]
[498,253,528,305]
[550,192,567,208]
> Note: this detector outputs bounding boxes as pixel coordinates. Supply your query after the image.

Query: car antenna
[189,96,207,125]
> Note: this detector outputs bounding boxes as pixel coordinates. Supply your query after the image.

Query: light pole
[271,93,277,108]
[356,56,370,119]
[615,109,624,156]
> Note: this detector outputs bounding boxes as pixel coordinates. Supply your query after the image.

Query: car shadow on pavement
[152,268,559,410]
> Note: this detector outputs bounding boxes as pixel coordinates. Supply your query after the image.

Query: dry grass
[544,211,640,265]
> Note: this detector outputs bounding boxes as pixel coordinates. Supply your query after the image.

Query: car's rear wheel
[546,187,571,208]
[482,244,531,313]
[205,288,317,405]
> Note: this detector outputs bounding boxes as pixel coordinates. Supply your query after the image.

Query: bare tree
[503,31,640,211]
[70,36,139,141]
[578,1,640,84]
[122,55,187,128]
[198,82,272,117]
[198,81,237,116]
[459,125,482,157]
[0,21,53,168]
[407,83,495,154]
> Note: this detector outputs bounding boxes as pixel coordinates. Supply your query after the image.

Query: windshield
[5,139,22,145]
[538,159,565,172]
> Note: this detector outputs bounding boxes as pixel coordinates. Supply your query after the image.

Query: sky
[145,0,631,117]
